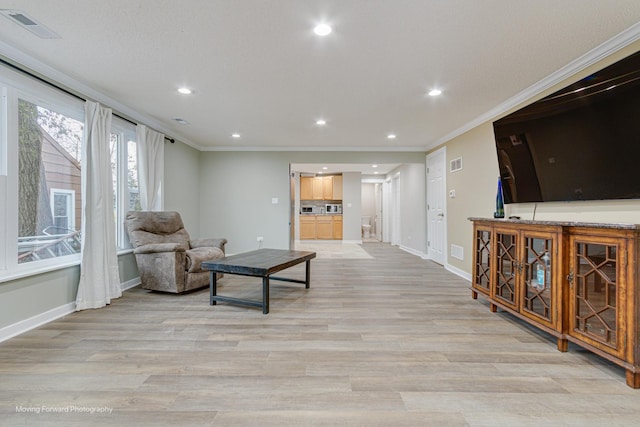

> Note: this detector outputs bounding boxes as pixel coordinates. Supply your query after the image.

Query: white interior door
[426,148,446,265]
[374,183,382,241]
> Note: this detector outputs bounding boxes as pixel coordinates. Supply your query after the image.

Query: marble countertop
[468,217,640,230]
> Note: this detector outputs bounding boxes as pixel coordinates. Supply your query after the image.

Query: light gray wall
[164,140,202,236]
[342,172,362,241]
[0,252,139,331]
[0,267,80,329]
[198,151,425,253]
[387,163,427,255]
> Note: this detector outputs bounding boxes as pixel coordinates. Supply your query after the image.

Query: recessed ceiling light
[428,88,442,97]
[322,166,328,170]
[174,118,189,125]
[372,164,378,168]
[315,119,327,125]
[374,171,379,175]
[178,87,192,95]
[387,134,397,140]
[314,23,332,36]
[231,133,241,138]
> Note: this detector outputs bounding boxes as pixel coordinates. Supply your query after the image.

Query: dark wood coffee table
[202,248,316,314]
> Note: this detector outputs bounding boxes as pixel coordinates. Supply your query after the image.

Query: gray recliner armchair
[125,211,227,293]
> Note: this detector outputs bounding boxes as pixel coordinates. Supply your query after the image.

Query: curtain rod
[0,57,176,143]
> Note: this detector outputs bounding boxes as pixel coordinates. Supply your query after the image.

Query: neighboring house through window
[0,62,144,278]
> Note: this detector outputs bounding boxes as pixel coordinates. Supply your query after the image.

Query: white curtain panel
[136,124,165,211]
[75,101,122,311]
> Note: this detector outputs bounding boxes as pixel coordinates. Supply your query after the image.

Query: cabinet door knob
[567,270,574,287]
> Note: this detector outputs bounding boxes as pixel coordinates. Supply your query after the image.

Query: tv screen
[493,50,640,204]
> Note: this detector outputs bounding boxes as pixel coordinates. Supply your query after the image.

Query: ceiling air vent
[0,10,60,39]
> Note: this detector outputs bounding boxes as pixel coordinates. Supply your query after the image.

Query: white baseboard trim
[399,244,428,259]
[121,277,141,291]
[0,277,143,343]
[445,263,472,282]
[0,302,75,343]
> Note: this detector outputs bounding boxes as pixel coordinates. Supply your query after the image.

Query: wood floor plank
[1,242,640,426]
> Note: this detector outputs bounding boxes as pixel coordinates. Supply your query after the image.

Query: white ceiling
[0,1,639,152]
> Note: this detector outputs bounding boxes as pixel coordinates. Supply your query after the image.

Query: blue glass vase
[494,177,505,218]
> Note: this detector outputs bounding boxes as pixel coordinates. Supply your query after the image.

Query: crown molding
[427,21,640,151]
[200,145,427,152]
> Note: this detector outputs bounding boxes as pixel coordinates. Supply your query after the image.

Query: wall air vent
[0,10,60,39]
[450,157,463,172]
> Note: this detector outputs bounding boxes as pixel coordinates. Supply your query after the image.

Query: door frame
[426,147,447,265]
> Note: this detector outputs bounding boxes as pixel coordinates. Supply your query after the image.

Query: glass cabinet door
[522,235,553,324]
[473,227,491,295]
[571,239,620,352]
[494,230,518,309]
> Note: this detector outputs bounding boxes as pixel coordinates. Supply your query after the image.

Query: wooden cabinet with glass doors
[565,226,639,387]
[470,218,640,388]
[471,219,563,350]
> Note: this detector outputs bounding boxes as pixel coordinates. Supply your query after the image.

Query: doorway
[361,180,383,242]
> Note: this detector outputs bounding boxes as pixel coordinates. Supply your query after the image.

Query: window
[0,62,145,278]
[17,98,83,264]
[111,118,139,249]
[50,188,76,231]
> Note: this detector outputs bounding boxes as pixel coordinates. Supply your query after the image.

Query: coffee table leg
[210,271,217,305]
[263,276,270,314]
[305,260,311,289]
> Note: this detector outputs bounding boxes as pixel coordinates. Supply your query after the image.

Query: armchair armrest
[190,238,227,251]
[133,242,188,254]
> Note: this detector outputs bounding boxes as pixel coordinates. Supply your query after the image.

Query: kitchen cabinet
[332,175,343,200]
[333,215,343,239]
[312,178,324,200]
[300,177,314,200]
[322,176,334,200]
[299,215,342,240]
[316,215,334,239]
[299,215,316,240]
[470,217,640,388]
[300,175,342,201]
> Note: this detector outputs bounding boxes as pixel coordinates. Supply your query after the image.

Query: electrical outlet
[257,236,264,242]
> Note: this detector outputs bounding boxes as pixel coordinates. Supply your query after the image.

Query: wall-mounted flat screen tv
[493,50,640,204]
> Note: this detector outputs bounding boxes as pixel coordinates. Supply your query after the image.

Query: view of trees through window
[17,99,83,263]
[16,96,141,264]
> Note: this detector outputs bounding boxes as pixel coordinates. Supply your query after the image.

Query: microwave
[326,204,342,213]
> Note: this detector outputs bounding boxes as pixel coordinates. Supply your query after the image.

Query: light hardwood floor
[1,243,640,426]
